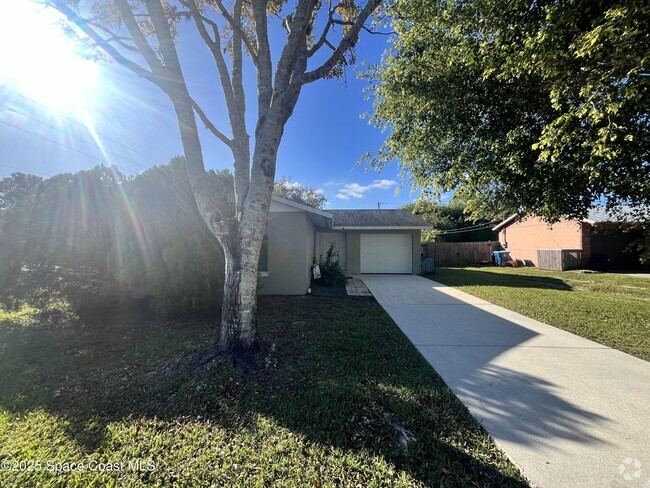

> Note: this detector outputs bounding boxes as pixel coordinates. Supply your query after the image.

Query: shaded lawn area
[431,267,650,361]
[0,297,526,487]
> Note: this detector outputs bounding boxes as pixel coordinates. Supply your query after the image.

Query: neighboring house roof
[492,205,645,231]
[584,206,643,224]
[329,209,431,229]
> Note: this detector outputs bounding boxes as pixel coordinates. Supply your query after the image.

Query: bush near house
[316,243,347,288]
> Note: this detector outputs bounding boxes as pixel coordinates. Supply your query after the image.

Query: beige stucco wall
[258,206,314,295]
[343,229,422,274]
[499,216,584,265]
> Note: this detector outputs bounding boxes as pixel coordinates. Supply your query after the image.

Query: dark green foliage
[368,0,650,223]
[108,157,231,314]
[316,243,347,287]
[403,201,497,243]
[0,157,231,316]
[0,172,42,211]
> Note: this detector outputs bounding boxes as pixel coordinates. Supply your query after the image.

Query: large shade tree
[368,0,649,222]
[50,0,382,359]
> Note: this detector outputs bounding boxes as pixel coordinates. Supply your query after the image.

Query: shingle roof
[492,206,646,231]
[585,206,645,223]
[329,209,430,228]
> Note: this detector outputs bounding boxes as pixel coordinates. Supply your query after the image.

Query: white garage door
[360,233,412,274]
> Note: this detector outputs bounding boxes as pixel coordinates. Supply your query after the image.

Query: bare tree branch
[308,17,334,57]
[251,0,273,120]
[303,0,382,84]
[308,2,342,57]
[332,18,394,35]
[86,21,140,53]
[183,0,236,105]
[274,0,319,90]
[48,0,161,87]
[231,0,246,119]
[191,98,233,148]
[113,0,167,79]
[210,0,259,63]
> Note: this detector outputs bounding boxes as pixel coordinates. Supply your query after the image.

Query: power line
[0,85,159,164]
[436,223,498,235]
[2,105,149,169]
[0,119,139,176]
[0,163,53,178]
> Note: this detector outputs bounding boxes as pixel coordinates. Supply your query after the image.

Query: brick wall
[499,216,584,265]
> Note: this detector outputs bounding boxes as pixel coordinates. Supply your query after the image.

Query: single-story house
[492,207,648,271]
[259,196,431,295]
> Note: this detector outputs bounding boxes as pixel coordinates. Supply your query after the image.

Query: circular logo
[618,458,643,481]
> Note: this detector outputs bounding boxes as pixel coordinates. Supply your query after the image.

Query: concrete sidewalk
[361,274,650,488]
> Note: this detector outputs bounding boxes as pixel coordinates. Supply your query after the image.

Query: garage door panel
[360,233,412,274]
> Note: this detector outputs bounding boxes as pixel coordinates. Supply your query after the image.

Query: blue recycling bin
[421,256,435,274]
[492,250,511,267]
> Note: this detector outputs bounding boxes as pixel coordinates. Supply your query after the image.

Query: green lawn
[0,297,526,487]
[431,267,650,361]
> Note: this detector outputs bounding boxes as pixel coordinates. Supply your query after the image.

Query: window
[258,234,269,276]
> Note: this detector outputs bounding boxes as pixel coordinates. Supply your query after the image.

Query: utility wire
[0,163,53,178]
[436,223,498,235]
[0,119,139,176]
[0,85,159,164]
[2,104,149,169]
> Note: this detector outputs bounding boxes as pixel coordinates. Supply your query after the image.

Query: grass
[0,296,526,487]
[430,267,650,361]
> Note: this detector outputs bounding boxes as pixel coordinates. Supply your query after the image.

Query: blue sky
[0,2,422,210]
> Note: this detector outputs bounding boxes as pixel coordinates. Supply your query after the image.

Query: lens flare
[0,1,98,115]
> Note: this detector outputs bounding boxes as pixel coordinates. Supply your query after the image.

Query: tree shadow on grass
[432,268,573,291]
[0,298,543,486]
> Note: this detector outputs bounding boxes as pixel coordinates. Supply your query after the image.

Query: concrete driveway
[360,274,650,488]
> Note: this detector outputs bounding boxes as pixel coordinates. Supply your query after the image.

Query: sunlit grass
[431,267,650,360]
[0,297,527,487]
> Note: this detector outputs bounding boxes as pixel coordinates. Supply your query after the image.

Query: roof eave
[332,225,431,230]
[492,213,520,232]
[270,195,333,218]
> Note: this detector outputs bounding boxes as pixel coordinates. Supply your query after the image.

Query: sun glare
[0,1,98,115]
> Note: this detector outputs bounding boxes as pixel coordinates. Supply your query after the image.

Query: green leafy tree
[0,159,232,315]
[52,0,382,357]
[111,157,232,314]
[403,201,497,243]
[0,172,43,210]
[367,0,650,223]
[273,177,326,209]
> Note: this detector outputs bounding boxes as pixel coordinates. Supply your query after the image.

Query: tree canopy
[0,173,43,211]
[403,201,497,243]
[0,159,231,315]
[368,0,650,222]
[273,177,327,209]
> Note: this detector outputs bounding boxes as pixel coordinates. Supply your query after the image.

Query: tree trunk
[217,136,281,353]
[216,224,258,352]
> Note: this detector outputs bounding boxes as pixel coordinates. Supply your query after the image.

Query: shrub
[316,244,347,287]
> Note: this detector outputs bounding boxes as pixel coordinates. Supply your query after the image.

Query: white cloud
[335,179,397,200]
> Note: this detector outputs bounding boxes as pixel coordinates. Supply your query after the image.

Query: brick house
[492,207,647,271]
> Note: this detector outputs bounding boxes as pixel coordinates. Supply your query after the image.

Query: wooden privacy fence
[422,241,501,268]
